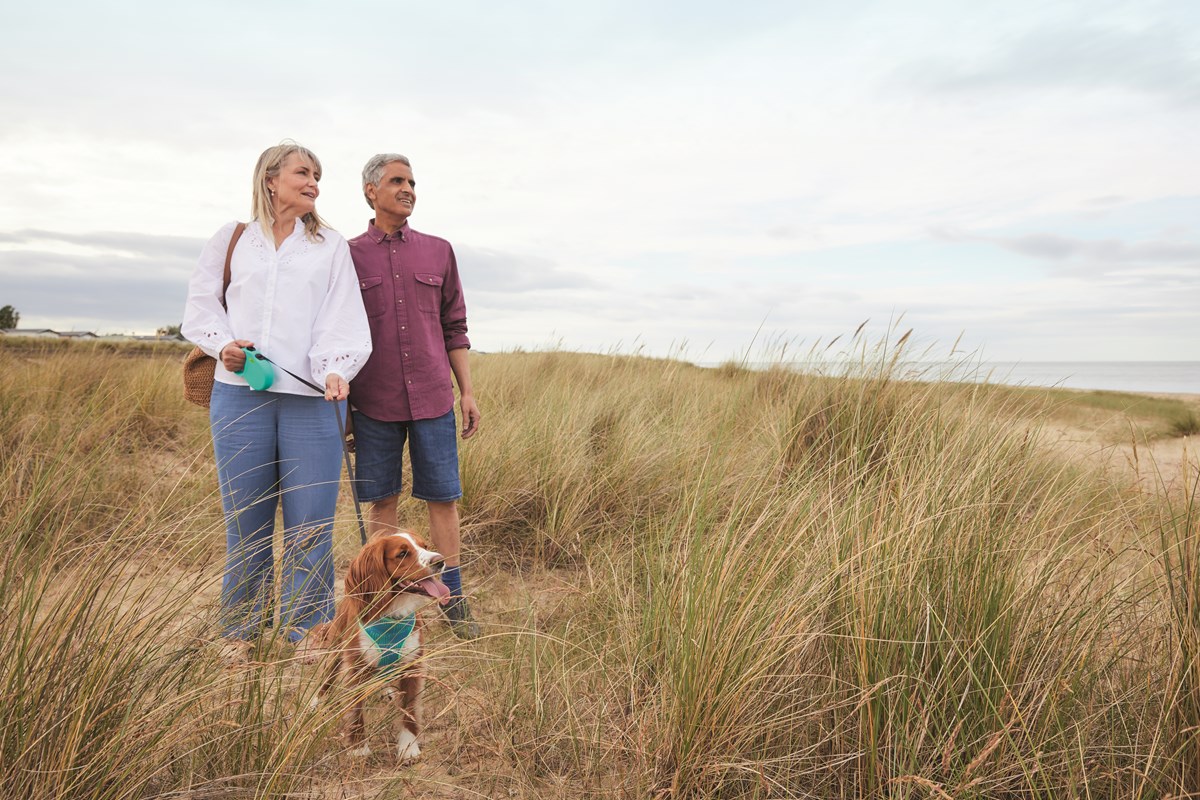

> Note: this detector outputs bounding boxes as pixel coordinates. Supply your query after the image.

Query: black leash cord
[252,349,368,546]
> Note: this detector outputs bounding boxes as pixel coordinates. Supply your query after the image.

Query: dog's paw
[396,729,421,764]
[380,686,397,702]
[294,624,331,665]
[349,743,372,758]
[308,694,321,710]
[217,638,252,668]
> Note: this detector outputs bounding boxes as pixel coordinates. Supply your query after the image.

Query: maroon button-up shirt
[348,221,470,421]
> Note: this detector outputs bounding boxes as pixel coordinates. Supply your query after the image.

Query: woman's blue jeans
[210,381,343,642]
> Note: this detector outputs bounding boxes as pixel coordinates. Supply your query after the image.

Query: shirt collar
[254,216,305,241]
[367,219,409,244]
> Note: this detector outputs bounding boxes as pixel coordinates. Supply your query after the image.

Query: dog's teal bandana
[359,614,416,672]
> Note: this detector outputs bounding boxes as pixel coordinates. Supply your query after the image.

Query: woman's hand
[325,373,350,402]
[220,339,255,372]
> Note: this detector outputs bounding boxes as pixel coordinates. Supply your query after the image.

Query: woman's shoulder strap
[220,222,247,305]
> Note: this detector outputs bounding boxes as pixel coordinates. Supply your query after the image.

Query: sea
[960,362,1195,398]
[724,362,1200,396]
[906,362,1200,396]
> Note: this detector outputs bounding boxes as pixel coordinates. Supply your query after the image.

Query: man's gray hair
[361,153,412,209]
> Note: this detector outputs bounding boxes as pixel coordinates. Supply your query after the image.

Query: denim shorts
[351,408,462,503]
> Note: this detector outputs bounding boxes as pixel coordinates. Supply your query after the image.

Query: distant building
[1,328,184,342]
[1,328,58,338]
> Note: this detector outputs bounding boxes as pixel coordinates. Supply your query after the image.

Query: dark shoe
[442,597,480,640]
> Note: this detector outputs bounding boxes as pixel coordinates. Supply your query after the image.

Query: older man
[348,153,481,639]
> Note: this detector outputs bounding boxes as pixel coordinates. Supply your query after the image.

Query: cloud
[0,229,608,337]
[0,229,215,332]
[1,3,1196,364]
[0,229,205,263]
[932,227,1200,275]
[901,23,1200,105]
[454,245,601,294]
[1084,195,1126,207]
[986,233,1200,264]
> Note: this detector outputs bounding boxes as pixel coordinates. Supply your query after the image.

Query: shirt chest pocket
[414,273,443,314]
[358,275,388,318]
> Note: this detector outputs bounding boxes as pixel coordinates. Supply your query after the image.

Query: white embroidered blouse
[182,219,372,395]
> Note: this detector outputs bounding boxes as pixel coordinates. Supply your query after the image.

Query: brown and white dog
[315,531,451,762]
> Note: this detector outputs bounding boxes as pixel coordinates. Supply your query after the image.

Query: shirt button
[401,326,406,331]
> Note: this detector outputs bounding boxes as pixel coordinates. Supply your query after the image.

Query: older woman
[183,142,371,660]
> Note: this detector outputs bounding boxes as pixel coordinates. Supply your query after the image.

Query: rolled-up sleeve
[181,222,238,358]
[440,245,470,352]
[309,236,373,384]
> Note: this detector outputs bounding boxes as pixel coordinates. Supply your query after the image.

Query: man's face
[367,161,417,223]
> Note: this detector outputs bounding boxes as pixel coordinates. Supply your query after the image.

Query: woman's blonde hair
[250,141,329,242]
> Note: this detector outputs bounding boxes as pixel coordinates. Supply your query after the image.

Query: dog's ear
[346,538,390,613]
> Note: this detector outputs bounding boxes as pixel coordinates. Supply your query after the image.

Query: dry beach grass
[1,338,1198,798]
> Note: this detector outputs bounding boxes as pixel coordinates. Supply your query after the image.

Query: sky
[1,0,1197,363]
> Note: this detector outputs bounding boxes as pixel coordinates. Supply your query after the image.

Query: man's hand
[220,339,255,372]
[325,373,350,402]
[460,393,481,439]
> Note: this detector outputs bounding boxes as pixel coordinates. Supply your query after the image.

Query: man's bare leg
[427,500,460,567]
[367,495,400,538]
[428,500,478,639]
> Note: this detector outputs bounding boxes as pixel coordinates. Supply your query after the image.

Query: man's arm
[448,347,480,439]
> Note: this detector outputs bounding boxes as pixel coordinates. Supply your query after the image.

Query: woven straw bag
[182,346,218,406]
[182,223,246,408]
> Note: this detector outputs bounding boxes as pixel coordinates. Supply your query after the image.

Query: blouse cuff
[311,350,369,387]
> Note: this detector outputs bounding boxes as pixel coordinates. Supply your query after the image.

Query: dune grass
[0,342,1196,798]
[995,384,1200,443]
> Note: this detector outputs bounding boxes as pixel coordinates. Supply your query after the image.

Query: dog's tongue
[419,576,452,605]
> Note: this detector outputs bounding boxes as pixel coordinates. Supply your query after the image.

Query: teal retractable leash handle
[235,346,274,391]
[242,347,368,546]
[232,347,274,391]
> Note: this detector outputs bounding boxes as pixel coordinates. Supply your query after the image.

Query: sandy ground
[165,390,1199,798]
[1041,424,1196,492]
[298,567,584,800]
[163,551,579,798]
[1036,392,1199,494]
